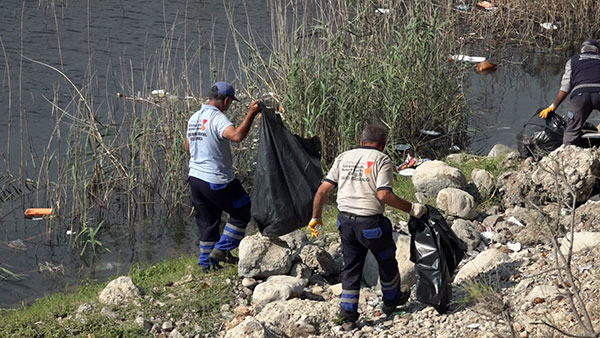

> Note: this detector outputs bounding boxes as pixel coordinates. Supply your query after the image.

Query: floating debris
[24,208,53,219]
[476,1,498,11]
[540,22,558,30]
[455,4,470,11]
[394,144,411,151]
[375,8,391,14]
[475,60,497,73]
[450,55,486,63]
[8,239,27,250]
[421,129,442,136]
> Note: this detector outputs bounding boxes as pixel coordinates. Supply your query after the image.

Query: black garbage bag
[251,108,323,237]
[409,206,467,314]
[516,110,565,158]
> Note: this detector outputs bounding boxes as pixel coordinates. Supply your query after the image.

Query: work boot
[201,263,223,273]
[382,290,410,316]
[209,248,239,264]
[340,321,357,332]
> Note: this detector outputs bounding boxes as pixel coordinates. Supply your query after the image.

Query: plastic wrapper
[251,108,323,237]
[409,206,467,314]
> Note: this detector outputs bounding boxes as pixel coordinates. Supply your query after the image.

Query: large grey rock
[560,232,600,255]
[225,317,276,338]
[498,146,600,208]
[363,233,415,289]
[252,276,305,308]
[451,219,480,251]
[279,230,308,257]
[412,161,467,201]
[289,262,313,281]
[256,299,334,337]
[299,244,340,277]
[487,144,516,158]
[471,169,495,199]
[454,248,510,284]
[436,188,477,220]
[238,234,293,278]
[98,276,141,306]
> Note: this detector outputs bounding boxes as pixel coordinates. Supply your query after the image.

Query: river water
[0,1,597,307]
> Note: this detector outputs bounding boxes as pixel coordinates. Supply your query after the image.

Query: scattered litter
[476,1,498,11]
[475,61,497,73]
[399,168,416,177]
[467,323,481,329]
[575,220,585,232]
[375,8,391,14]
[394,144,411,152]
[421,129,442,136]
[449,145,461,152]
[367,298,379,306]
[455,4,470,11]
[398,155,417,170]
[481,231,495,241]
[560,208,571,216]
[38,261,64,274]
[579,265,593,274]
[540,22,557,30]
[151,89,167,97]
[506,241,522,252]
[24,208,53,219]
[8,239,27,250]
[506,216,525,227]
[66,230,76,236]
[450,55,486,63]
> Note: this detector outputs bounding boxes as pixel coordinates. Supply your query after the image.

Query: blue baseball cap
[212,81,240,102]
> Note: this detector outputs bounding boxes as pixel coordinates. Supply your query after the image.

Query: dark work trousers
[564,92,600,146]
[188,176,251,268]
[337,211,402,322]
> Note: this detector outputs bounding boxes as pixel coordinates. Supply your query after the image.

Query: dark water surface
[1,1,598,307]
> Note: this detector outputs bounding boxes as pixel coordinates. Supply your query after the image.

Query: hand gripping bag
[409,206,467,314]
[516,110,566,158]
[251,108,323,237]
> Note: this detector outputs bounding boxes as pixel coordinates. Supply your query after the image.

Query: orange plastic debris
[24,208,53,218]
[477,1,496,10]
[475,61,498,73]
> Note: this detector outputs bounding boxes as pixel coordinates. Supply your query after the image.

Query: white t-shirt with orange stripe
[325,146,394,216]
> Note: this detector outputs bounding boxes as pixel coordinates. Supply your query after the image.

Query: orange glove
[308,218,322,238]
[539,104,555,119]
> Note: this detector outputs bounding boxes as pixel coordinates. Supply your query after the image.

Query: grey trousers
[563,92,600,146]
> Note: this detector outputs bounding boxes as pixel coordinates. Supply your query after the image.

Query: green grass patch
[0,255,237,337]
[446,153,506,181]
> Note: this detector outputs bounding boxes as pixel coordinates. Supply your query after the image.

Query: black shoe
[201,263,223,273]
[382,290,410,316]
[340,321,357,332]
[209,248,239,264]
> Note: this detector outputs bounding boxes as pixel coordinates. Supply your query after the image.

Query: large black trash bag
[251,108,323,237]
[516,110,566,158]
[409,206,467,314]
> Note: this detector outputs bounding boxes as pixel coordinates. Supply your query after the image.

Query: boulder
[363,233,415,289]
[299,244,340,277]
[238,234,293,278]
[256,299,334,337]
[471,169,495,199]
[289,262,313,281]
[451,219,481,251]
[568,201,600,232]
[252,276,305,308]
[454,248,510,284]
[98,276,141,306]
[487,144,516,158]
[225,317,276,338]
[436,188,477,220]
[498,146,600,208]
[559,232,600,255]
[412,161,467,201]
[279,230,308,257]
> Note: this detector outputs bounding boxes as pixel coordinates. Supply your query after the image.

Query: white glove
[409,203,427,218]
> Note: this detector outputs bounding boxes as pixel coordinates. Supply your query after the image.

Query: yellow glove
[539,104,555,119]
[308,218,322,239]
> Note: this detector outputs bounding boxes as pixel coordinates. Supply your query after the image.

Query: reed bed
[1,0,599,257]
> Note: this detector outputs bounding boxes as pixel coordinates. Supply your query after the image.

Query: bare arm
[311,181,336,219]
[377,189,412,213]
[552,90,568,109]
[222,100,261,143]
[184,137,190,155]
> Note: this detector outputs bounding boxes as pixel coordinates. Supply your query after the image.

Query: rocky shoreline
[83,145,600,337]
